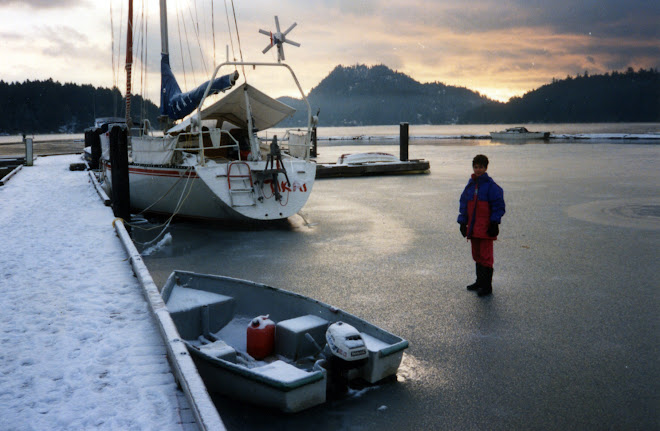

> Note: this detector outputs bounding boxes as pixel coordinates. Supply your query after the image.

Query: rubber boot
[477,266,493,297]
[466,263,481,291]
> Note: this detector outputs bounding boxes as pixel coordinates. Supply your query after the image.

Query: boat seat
[275,315,329,361]
[199,339,237,362]
[251,360,314,384]
[167,287,236,340]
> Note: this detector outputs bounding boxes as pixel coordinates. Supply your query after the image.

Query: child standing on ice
[457,154,505,296]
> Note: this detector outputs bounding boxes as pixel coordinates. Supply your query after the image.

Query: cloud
[0,0,83,8]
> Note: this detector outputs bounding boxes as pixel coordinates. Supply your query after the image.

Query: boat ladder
[227,162,256,207]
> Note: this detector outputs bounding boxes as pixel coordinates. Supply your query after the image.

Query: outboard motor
[323,321,368,397]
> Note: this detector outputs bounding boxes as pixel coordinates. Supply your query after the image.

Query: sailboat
[97,1,316,222]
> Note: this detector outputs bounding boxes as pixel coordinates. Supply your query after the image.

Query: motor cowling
[325,321,368,362]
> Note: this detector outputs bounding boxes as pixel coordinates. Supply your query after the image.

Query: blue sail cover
[160,54,235,121]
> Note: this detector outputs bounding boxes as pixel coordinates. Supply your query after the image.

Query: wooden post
[109,125,131,229]
[400,122,409,162]
[23,134,33,166]
[90,129,102,170]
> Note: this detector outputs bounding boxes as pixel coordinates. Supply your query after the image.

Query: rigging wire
[187,3,208,77]
[179,5,198,87]
[212,0,216,67]
[175,4,189,91]
[223,0,236,62]
[230,0,247,79]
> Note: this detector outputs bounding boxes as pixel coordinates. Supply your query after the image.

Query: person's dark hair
[473,154,489,168]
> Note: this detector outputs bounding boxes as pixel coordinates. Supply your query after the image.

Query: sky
[0,0,658,104]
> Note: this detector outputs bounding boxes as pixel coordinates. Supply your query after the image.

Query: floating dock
[315,158,430,178]
[314,122,430,178]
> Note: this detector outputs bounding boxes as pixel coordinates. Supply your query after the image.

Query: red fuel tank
[246,315,275,360]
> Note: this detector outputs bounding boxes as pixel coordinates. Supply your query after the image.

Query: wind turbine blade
[283,23,297,36]
[284,39,301,47]
[263,44,273,54]
[278,44,285,61]
[258,29,271,36]
[274,16,281,33]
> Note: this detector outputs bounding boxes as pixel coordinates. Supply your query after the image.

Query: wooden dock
[315,158,430,178]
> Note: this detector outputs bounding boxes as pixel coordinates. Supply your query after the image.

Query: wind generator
[259,16,300,62]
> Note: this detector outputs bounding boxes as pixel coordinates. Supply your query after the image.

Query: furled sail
[160,54,237,121]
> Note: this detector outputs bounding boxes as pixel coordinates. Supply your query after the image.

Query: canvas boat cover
[167,83,296,134]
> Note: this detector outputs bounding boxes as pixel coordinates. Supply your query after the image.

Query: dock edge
[113,220,226,431]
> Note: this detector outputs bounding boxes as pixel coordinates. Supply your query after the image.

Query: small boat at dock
[161,270,409,413]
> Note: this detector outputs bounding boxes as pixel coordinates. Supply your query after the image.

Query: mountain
[458,68,660,123]
[0,79,159,135]
[277,64,491,127]
[279,65,660,127]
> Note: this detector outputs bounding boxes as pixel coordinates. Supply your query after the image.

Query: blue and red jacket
[457,173,505,239]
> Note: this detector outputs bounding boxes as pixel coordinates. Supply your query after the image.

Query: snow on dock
[0,154,199,430]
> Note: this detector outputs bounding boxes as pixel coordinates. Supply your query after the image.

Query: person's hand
[487,222,499,237]
[460,224,467,238]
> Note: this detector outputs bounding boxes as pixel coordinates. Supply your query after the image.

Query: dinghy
[161,270,409,412]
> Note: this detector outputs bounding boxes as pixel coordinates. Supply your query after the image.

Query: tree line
[1,66,658,134]
[0,79,159,135]
[459,67,660,124]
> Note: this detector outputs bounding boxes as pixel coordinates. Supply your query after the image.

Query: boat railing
[196,61,313,162]
[279,129,310,159]
[172,129,243,161]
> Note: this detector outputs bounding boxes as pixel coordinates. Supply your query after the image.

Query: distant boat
[161,270,409,412]
[490,127,550,140]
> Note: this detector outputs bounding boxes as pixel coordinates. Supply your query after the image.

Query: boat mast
[160,0,169,56]
[125,0,133,127]
[159,0,172,130]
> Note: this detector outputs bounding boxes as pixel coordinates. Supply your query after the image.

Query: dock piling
[23,135,33,166]
[109,125,131,228]
[400,122,409,162]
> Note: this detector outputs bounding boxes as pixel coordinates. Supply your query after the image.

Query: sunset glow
[0,0,657,104]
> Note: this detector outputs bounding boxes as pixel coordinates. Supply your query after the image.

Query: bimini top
[168,83,296,134]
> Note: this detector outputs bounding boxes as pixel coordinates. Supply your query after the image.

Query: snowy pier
[0,154,223,430]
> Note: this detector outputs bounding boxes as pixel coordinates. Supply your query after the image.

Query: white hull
[101,158,315,221]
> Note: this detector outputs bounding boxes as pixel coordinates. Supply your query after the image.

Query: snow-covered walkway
[0,155,196,430]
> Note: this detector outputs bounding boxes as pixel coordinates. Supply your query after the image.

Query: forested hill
[279,65,660,126]
[459,68,660,124]
[1,66,658,134]
[278,64,490,127]
[0,79,159,135]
